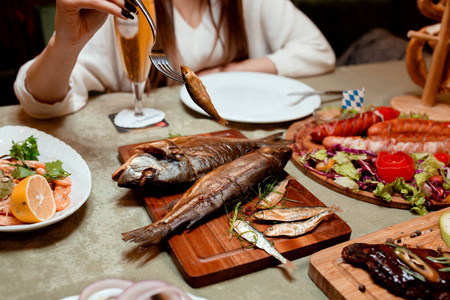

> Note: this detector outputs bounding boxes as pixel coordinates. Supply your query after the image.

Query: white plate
[61,293,206,300]
[179,72,320,123]
[0,125,91,232]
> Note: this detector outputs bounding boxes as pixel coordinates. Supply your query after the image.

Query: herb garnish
[6,136,70,182]
[426,256,450,272]
[0,170,14,199]
[10,136,39,162]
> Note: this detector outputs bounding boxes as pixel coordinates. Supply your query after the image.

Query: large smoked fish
[122,146,292,244]
[342,243,450,299]
[112,133,292,190]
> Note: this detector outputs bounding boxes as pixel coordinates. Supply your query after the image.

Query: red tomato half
[374,106,400,121]
[434,153,450,165]
[375,151,415,183]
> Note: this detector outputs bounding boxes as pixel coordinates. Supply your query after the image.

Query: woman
[14,0,335,119]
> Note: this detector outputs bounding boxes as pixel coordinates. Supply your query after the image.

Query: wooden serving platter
[118,129,352,288]
[286,117,450,211]
[308,206,450,300]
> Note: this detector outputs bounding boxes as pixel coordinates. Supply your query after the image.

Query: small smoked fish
[181,65,228,126]
[256,177,292,209]
[253,205,331,222]
[121,146,292,244]
[263,206,340,237]
[112,133,292,190]
[233,219,296,275]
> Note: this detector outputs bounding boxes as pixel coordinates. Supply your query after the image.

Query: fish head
[263,225,284,237]
[116,153,164,188]
[180,65,193,81]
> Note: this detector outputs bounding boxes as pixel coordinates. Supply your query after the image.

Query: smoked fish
[181,65,228,125]
[112,133,292,190]
[122,146,293,244]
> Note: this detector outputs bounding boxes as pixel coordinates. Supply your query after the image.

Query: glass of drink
[113,0,164,128]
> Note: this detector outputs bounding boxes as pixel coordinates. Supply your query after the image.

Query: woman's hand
[55,0,131,50]
[26,0,132,104]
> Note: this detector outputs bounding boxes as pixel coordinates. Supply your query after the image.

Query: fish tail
[259,132,293,146]
[121,222,170,244]
[282,259,297,275]
[327,205,342,214]
[217,117,229,126]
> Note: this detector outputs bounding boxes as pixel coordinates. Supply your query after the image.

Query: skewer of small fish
[263,205,341,237]
[233,219,296,275]
[253,205,332,222]
[256,176,292,209]
[181,65,228,126]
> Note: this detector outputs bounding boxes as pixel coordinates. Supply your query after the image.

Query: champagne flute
[113,0,164,128]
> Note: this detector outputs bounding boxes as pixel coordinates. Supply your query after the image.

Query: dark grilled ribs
[341,243,450,299]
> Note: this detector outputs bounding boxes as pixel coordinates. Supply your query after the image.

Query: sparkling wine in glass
[113,0,164,128]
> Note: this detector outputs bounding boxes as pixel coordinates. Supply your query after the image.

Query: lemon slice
[439,212,450,248]
[10,174,56,223]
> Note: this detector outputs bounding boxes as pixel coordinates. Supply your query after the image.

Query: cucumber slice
[439,212,450,248]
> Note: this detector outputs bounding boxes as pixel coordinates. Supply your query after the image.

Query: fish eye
[143,168,156,178]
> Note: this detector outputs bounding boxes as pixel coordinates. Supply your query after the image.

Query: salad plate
[0,125,91,232]
[286,117,450,212]
[179,72,320,123]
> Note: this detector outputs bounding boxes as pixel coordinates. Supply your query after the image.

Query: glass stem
[131,81,146,117]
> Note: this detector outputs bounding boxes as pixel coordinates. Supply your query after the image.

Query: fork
[132,0,184,83]
[287,90,343,96]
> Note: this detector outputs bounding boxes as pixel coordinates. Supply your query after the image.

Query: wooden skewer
[421,0,450,106]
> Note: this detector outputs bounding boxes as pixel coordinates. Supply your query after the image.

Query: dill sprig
[400,266,426,282]
[227,202,242,239]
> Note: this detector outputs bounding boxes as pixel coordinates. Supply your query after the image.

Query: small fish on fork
[127,0,228,125]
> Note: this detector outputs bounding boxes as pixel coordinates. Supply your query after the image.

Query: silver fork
[132,0,184,83]
[287,90,343,96]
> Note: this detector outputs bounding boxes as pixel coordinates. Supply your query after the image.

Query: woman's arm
[24,0,131,104]
[197,57,276,76]
[198,0,334,78]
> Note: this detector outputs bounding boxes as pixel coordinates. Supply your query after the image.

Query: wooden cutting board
[286,117,450,210]
[117,129,352,288]
[308,206,450,300]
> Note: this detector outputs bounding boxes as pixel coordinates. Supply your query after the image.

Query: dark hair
[149,0,248,88]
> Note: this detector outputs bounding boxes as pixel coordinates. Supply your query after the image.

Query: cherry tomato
[376,151,415,183]
[374,106,400,121]
[434,153,450,165]
[429,175,443,184]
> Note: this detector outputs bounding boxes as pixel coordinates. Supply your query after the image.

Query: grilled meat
[342,243,450,299]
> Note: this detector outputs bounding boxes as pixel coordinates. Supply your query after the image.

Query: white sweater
[14,0,335,119]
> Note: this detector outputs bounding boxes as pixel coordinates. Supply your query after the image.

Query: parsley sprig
[10,136,39,162]
[7,136,70,181]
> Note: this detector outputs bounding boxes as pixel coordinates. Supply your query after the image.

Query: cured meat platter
[308,206,450,299]
[117,129,352,288]
[286,117,450,211]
